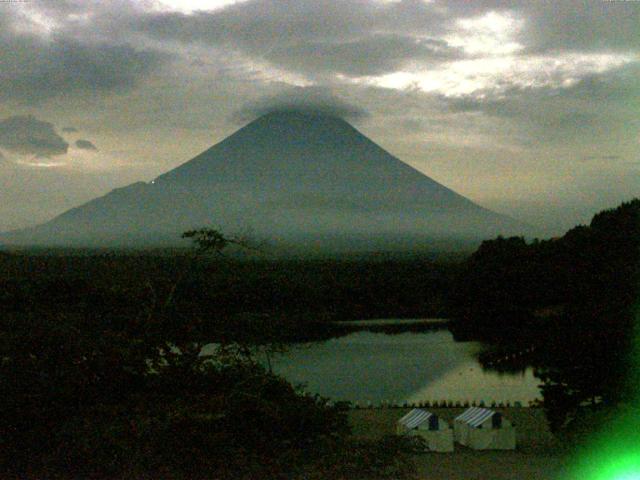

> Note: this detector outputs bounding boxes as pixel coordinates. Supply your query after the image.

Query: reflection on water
[271,330,542,404]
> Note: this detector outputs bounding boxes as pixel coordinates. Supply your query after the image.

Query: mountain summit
[2,111,528,250]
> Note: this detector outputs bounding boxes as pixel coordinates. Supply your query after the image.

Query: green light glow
[567,408,640,480]
[565,301,640,480]
[591,455,640,480]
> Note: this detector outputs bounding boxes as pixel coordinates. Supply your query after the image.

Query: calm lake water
[269,329,542,405]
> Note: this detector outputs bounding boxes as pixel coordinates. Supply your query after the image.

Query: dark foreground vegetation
[1,308,420,478]
[1,235,447,478]
[451,199,640,440]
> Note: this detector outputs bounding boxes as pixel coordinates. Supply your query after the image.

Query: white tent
[396,409,454,452]
[454,407,516,450]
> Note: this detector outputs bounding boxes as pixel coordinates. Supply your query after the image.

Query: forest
[450,199,640,437]
[0,250,457,344]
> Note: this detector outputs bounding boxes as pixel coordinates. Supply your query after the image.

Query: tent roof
[455,407,497,428]
[398,408,435,429]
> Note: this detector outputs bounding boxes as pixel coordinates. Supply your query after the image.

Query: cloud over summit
[235,88,369,123]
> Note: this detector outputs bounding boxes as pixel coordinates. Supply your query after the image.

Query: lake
[269,328,542,405]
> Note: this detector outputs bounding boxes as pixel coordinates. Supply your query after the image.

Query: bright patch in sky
[446,11,524,56]
[16,160,67,168]
[227,54,315,88]
[12,6,58,36]
[152,0,246,13]
[349,53,636,97]
[335,7,635,97]
[152,0,429,12]
[339,11,638,96]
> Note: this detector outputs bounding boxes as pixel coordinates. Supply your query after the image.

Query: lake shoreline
[271,328,542,405]
[332,318,450,326]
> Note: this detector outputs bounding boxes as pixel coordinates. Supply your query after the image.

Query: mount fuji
[1,111,529,250]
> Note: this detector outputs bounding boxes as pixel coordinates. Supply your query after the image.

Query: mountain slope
[1,111,530,250]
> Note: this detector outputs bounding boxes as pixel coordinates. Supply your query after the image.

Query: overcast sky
[1,0,638,235]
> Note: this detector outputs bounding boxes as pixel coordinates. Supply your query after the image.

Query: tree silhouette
[451,199,640,433]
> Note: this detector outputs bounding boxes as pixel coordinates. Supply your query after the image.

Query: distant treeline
[0,253,458,342]
[450,199,640,434]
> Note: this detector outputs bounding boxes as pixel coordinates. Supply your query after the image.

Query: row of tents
[396,407,516,452]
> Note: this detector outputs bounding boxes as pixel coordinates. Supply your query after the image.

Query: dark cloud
[0,115,69,158]
[0,1,168,105]
[556,65,640,106]
[133,0,453,78]
[521,1,640,54]
[445,89,612,145]
[264,34,461,77]
[135,0,382,46]
[131,0,639,80]
[234,87,368,123]
[447,62,640,115]
[62,127,79,133]
[4,0,636,105]
[0,32,169,104]
[439,61,640,146]
[75,139,98,151]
